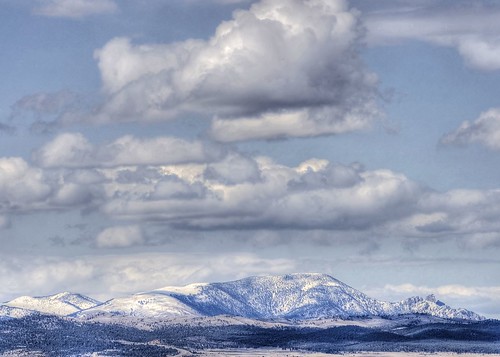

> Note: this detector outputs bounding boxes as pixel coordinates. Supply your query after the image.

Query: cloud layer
[91,0,379,140]
[3,132,500,252]
[0,252,295,300]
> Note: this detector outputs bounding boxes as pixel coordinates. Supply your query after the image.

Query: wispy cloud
[362,0,500,71]
[33,133,224,168]
[95,225,145,248]
[34,0,118,19]
[9,90,88,133]
[0,123,15,135]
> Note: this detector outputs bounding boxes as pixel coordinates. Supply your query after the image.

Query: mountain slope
[0,305,36,319]
[76,292,200,320]
[4,292,101,316]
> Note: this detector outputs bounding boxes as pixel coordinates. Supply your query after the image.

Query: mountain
[76,273,484,322]
[4,292,101,316]
[393,294,484,320]
[156,273,391,319]
[1,274,484,322]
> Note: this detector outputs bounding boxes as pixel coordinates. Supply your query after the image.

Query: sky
[1,0,500,319]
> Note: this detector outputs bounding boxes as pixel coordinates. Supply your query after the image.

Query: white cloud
[34,0,117,19]
[34,133,222,168]
[204,152,260,184]
[362,1,500,71]
[0,157,52,209]
[440,108,500,150]
[91,0,379,140]
[95,225,145,248]
[0,156,105,214]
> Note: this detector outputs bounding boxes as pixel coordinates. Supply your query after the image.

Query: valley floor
[196,351,500,357]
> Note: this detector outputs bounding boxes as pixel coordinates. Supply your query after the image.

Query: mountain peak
[425,294,437,303]
[4,292,101,316]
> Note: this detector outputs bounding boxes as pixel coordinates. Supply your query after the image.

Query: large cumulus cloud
[92,0,379,140]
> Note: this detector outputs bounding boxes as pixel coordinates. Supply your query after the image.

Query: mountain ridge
[3,292,101,316]
[80,273,485,322]
[1,273,485,322]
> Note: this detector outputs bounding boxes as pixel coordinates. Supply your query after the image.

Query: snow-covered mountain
[392,294,483,320]
[156,273,392,319]
[2,274,484,322]
[76,273,484,322]
[4,292,101,316]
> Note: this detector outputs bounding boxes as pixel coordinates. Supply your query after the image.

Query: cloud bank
[1,130,500,251]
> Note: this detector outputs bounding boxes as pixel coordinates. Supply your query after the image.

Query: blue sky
[1,0,500,318]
